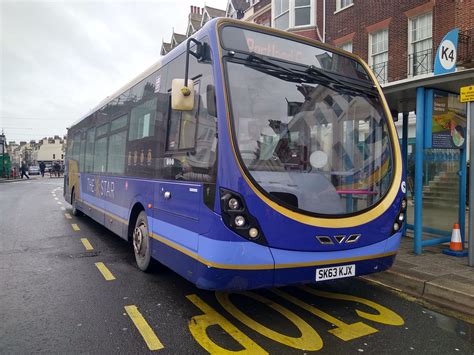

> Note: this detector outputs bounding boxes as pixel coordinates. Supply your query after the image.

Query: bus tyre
[133,211,153,272]
[71,191,82,216]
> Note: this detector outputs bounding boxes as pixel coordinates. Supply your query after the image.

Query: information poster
[429,90,467,149]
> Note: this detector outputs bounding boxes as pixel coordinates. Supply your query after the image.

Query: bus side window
[79,133,86,172]
[107,114,128,174]
[72,132,81,162]
[84,128,95,172]
[93,123,109,173]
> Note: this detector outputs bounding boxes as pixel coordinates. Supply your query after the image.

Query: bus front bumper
[194,231,402,290]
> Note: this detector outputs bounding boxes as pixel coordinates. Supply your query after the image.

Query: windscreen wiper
[306,64,378,96]
[245,53,332,85]
[306,65,345,87]
[244,52,378,96]
[246,53,296,75]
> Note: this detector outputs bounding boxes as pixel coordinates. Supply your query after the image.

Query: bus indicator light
[249,228,259,239]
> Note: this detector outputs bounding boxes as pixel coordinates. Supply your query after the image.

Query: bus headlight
[234,215,246,227]
[401,199,407,210]
[220,188,267,245]
[228,198,240,210]
[392,198,407,234]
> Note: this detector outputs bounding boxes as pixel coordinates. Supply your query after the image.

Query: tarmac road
[1,178,473,354]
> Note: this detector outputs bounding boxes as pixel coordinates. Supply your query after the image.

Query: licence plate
[315,264,356,281]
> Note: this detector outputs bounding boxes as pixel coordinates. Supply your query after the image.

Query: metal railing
[408,48,433,76]
[458,31,473,67]
[370,61,388,84]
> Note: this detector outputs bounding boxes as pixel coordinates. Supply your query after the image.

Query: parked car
[29,165,40,175]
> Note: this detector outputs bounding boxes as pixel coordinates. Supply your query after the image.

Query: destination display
[219,25,370,82]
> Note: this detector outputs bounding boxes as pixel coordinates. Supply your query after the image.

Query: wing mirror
[171,79,195,111]
[171,38,209,111]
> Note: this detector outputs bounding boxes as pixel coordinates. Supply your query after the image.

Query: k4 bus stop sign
[434,28,459,75]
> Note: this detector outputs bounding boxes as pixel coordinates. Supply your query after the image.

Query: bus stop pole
[414,87,425,255]
[468,101,473,267]
[401,112,409,237]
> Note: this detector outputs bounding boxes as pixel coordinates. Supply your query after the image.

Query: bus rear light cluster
[393,198,407,233]
[220,188,267,245]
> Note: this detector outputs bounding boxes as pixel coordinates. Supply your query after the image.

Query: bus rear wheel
[71,190,82,216]
[133,211,153,272]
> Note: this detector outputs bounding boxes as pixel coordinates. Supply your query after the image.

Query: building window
[338,42,353,53]
[409,12,432,76]
[369,29,388,83]
[273,0,313,30]
[336,0,353,12]
[274,0,290,29]
[294,0,311,27]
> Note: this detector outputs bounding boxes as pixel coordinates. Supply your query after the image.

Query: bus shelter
[382,68,474,261]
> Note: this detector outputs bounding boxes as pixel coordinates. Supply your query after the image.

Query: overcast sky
[0,0,226,142]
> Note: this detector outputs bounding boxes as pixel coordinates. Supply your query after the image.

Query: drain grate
[69,251,101,258]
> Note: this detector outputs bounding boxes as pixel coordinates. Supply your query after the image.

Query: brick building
[325,0,474,84]
[240,0,474,85]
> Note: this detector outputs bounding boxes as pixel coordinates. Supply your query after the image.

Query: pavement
[364,235,474,318]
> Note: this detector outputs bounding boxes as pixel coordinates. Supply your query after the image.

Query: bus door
[153,80,212,252]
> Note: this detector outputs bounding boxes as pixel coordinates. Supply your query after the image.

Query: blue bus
[65,19,405,290]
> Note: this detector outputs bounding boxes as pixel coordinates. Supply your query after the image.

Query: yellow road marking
[57,201,62,205]
[271,289,377,341]
[80,238,93,251]
[65,213,72,219]
[187,294,267,354]
[54,197,58,200]
[95,262,116,281]
[125,305,164,351]
[71,223,80,231]
[60,207,66,211]
[299,286,404,326]
[216,292,323,351]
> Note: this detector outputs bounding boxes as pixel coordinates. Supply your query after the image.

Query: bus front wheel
[133,211,153,272]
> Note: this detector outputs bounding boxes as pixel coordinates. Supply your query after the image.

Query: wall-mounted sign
[434,28,459,76]
[425,89,467,149]
[460,85,474,103]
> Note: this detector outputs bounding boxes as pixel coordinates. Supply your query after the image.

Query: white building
[32,136,66,165]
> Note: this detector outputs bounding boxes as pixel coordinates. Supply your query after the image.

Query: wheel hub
[133,225,145,255]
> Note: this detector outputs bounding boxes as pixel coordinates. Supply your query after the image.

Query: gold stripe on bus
[149,231,395,271]
[78,198,129,225]
[215,19,403,229]
[149,232,273,270]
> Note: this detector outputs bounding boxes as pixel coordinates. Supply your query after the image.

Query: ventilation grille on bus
[316,234,361,245]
